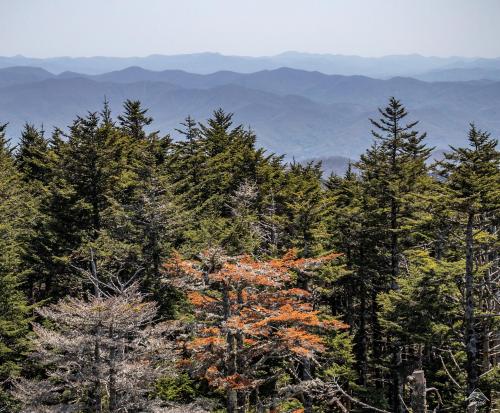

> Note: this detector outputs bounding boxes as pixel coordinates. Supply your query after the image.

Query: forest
[0,96,498,412]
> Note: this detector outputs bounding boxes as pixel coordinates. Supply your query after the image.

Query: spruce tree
[15,123,49,184]
[13,124,51,302]
[378,250,464,410]
[118,99,153,140]
[366,97,431,284]
[172,110,284,254]
[438,124,500,398]
[170,116,205,207]
[355,97,432,411]
[325,166,369,384]
[36,110,128,298]
[282,161,327,257]
[0,124,32,410]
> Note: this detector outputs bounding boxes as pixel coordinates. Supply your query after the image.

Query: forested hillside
[2,66,500,160]
[0,97,498,412]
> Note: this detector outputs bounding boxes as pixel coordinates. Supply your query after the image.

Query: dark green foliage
[282,161,328,257]
[437,124,500,403]
[340,98,436,411]
[2,98,499,412]
[15,123,49,184]
[170,109,287,256]
[155,374,197,402]
[118,99,153,140]
[0,124,32,410]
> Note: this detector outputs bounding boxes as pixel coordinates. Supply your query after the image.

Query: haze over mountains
[2,52,500,79]
[1,53,500,162]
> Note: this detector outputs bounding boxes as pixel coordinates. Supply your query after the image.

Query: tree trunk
[391,345,404,413]
[226,389,238,413]
[236,287,245,413]
[90,250,102,412]
[108,341,117,412]
[371,287,383,390]
[92,330,102,412]
[223,284,238,413]
[464,211,478,395]
[467,401,478,413]
[390,196,399,287]
[410,370,427,413]
[255,388,264,413]
[301,358,313,413]
[356,280,368,386]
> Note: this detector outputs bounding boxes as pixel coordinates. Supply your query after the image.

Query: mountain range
[2,52,500,80]
[1,64,499,161]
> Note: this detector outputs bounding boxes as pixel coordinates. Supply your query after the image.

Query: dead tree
[407,369,443,413]
[13,259,180,412]
[409,370,427,413]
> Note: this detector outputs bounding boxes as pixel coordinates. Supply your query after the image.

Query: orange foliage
[163,250,203,280]
[187,291,217,307]
[323,318,350,330]
[281,288,311,297]
[222,374,256,390]
[188,336,225,349]
[200,327,221,335]
[253,304,321,328]
[163,250,346,393]
[277,327,326,356]
[205,365,220,381]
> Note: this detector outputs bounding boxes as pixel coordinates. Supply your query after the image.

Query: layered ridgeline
[2,52,500,78]
[1,65,500,161]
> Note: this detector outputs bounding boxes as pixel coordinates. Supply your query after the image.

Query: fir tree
[438,124,500,398]
[282,161,327,257]
[118,99,153,140]
[0,124,32,410]
[15,123,49,184]
[355,97,432,411]
[170,116,204,206]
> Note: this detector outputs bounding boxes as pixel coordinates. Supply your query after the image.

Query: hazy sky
[1,0,499,58]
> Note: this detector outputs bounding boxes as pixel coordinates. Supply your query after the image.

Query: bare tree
[13,282,179,412]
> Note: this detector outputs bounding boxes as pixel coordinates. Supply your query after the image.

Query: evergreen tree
[225,180,262,255]
[354,97,432,411]
[438,124,500,399]
[12,124,51,301]
[366,97,431,285]
[325,166,370,384]
[378,250,464,410]
[15,123,49,184]
[101,137,186,315]
[171,110,286,255]
[33,110,129,298]
[282,161,327,257]
[4,97,499,412]
[0,124,32,410]
[170,116,204,207]
[118,99,153,140]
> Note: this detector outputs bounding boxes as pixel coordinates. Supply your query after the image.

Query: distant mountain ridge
[1,52,500,80]
[1,65,499,161]
[415,67,500,82]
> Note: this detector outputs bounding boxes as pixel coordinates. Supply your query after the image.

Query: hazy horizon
[2,0,500,59]
[2,51,500,60]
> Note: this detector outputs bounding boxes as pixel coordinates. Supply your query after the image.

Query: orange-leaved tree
[164,248,348,413]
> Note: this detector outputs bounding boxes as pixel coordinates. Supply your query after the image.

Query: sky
[1,0,500,58]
